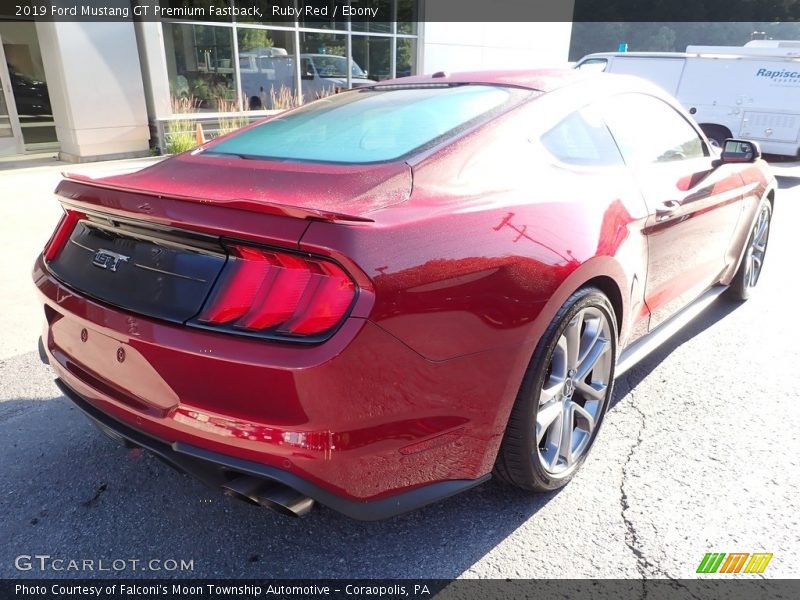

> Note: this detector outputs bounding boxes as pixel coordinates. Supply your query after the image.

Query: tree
[238,29,274,53]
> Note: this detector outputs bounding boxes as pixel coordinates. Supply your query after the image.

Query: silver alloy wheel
[744,204,770,289]
[535,306,613,476]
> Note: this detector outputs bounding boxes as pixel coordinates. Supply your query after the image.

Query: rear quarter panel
[300,92,652,363]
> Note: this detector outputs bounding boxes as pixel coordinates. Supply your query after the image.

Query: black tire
[728,198,772,301]
[700,124,731,149]
[494,287,618,492]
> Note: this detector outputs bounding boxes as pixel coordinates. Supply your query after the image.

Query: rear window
[206,85,528,164]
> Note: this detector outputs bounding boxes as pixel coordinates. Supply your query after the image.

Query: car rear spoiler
[61,172,376,224]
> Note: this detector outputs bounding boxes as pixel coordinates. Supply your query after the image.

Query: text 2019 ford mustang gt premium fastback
[34,70,775,519]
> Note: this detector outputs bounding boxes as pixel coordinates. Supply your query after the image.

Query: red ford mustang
[33,70,775,520]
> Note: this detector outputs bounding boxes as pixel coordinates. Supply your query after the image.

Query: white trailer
[575,41,800,156]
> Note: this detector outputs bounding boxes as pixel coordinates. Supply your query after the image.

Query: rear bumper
[34,255,526,516]
[56,378,488,520]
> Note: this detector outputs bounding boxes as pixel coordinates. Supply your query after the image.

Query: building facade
[0,3,571,161]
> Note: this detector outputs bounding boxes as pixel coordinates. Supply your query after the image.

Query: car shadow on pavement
[776,174,800,189]
[0,294,750,580]
[1,387,563,580]
[610,295,741,406]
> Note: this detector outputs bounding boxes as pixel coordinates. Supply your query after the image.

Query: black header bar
[3,579,800,600]
[1,0,798,23]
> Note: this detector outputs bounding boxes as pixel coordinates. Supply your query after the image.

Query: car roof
[580,52,691,60]
[374,68,589,93]
[370,69,683,122]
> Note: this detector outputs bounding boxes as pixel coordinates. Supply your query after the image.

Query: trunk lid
[47,152,402,327]
[89,152,413,220]
[47,217,226,324]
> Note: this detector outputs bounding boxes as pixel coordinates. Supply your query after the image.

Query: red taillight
[196,244,356,338]
[44,210,85,262]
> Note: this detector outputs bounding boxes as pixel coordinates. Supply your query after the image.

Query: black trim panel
[48,220,226,324]
[55,378,490,521]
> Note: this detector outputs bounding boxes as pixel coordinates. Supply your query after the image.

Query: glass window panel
[575,58,608,72]
[351,35,391,82]
[207,85,528,163]
[397,0,419,34]
[233,1,287,26]
[350,0,392,33]
[298,32,350,101]
[602,94,707,164]
[541,108,624,167]
[161,0,232,23]
[164,23,235,113]
[0,91,12,136]
[395,37,417,78]
[1,20,56,145]
[298,1,348,31]
[237,28,297,109]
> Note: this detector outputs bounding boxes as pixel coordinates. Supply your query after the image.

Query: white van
[575,41,800,156]
[239,48,374,108]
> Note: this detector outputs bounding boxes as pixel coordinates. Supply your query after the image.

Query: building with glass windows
[0,4,571,160]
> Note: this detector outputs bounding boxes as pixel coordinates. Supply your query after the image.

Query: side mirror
[720,139,761,164]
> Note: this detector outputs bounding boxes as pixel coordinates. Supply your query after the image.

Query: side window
[300,58,315,78]
[601,94,706,165]
[575,58,608,72]
[541,107,624,167]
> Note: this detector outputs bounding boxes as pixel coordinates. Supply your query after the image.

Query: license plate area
[50,316,179,416]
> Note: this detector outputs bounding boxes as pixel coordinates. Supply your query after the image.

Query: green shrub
[216,99,249,136]
[165,96,199,154]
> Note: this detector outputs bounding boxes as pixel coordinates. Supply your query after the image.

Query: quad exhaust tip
[222,476,314,518]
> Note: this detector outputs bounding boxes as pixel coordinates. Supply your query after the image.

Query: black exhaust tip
[222,476,314,517]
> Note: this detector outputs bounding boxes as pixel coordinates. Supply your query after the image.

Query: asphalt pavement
[0,157,798,579]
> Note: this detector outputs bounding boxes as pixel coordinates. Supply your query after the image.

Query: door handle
[655,199,681,221]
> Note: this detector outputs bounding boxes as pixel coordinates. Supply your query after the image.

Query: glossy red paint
[385,68,586,93]
[35,256,526,499]
[81,152,413,220]
[43,209,84,261]
[33,70,775,516]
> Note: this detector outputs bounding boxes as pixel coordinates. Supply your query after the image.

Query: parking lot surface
[1,158,798,579]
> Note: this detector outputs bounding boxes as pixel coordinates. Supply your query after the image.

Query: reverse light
[195,244,356,339]
[44,210,85,262]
